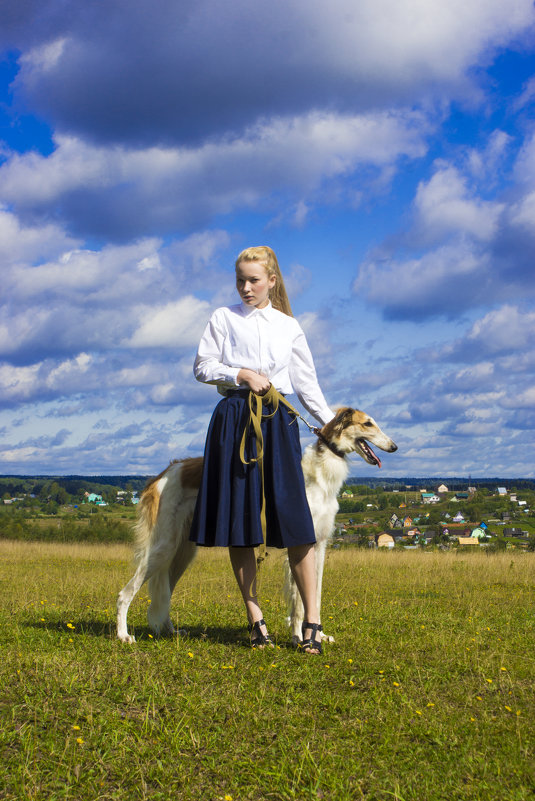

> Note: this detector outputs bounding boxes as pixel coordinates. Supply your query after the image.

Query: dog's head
[319,407,397,467]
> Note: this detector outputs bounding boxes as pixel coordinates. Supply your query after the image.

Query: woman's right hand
[236,369,271,395]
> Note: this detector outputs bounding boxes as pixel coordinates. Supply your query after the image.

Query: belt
[226,388,285,398]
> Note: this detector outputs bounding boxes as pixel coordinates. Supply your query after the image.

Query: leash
[238,385,303,566]
[237,385,345,602]
[238,386,345,564]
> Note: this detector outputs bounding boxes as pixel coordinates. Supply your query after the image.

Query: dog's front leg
[314,540,334,643]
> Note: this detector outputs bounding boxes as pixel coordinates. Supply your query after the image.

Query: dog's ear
[321,407,354,440]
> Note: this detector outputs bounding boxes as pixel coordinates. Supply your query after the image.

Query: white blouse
[193,302,334,426]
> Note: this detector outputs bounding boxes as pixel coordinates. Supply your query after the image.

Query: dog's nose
[390,443,398,452]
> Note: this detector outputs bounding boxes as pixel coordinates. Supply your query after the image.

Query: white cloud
[0,207,79,265]
[354,242,488,319]
[414,163,504,241]
[465,305,535,354]
[126,297,212,348]
[0,112,429,237]
[509,191,535,232]
[10,0,535,147]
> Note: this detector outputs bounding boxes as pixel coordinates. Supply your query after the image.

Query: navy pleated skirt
[189,391,316,549]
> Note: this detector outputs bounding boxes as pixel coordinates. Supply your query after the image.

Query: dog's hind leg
[117,559,149,644]
[314,540,334,643]
[147,509,197,636]
[283,558,305,647]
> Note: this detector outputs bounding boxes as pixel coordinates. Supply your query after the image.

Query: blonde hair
[235,246,293,317]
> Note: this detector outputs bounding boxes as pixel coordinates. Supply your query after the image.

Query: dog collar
[313,428,346,460]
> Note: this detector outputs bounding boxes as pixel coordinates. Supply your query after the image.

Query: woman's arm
[194,309,269,393]
[193,314,241,387]
[288,329,334,426]
[236,369,271,394]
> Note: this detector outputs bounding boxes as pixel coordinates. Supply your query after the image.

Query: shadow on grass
[25,619,296,647]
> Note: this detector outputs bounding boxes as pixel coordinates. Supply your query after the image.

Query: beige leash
[238,385,313,567]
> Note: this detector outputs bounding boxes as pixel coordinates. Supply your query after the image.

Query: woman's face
[236,261,276,309]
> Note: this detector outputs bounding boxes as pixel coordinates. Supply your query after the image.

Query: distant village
[1,477,533,550]
[337,483,533,549]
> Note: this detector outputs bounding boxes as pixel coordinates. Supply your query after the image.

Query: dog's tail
[133,479,162,564]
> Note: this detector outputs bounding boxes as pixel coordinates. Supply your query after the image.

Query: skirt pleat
[189,393,316,548]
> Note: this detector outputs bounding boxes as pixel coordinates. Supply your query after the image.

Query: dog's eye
[363,421,374,427]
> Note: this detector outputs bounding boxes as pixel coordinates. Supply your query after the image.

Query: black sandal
[248,618,274,649]
[300,622,323,655]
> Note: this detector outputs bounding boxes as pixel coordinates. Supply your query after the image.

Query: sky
[1,0,535,478]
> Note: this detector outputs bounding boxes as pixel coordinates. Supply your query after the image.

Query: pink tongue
[362,441,381,468]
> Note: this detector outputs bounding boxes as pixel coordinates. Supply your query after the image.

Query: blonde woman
[189,247,333,654]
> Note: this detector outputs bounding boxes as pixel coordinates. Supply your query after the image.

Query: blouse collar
[239,300,274,319]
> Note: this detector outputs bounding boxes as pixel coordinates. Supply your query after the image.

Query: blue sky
[1,0,535,478]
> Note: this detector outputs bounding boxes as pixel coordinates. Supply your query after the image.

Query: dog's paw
[320,631,335,643]
[118,633,136,644]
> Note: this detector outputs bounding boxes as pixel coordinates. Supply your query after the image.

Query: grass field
[1,540,534,801]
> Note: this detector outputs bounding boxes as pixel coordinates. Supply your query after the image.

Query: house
[497,487,507,496]
[421,492,439,504]
[376,533,395,549]
[504,528,526,538]
[454,492,469,501]
[437,484,449,494]
[84,492,106,506]
[471,526,488,540]
[402,516,413,527]
[458,536,479,546]
[453,511,465,523]
[340,490,354,498]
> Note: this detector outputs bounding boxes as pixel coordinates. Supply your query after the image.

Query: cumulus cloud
[414,163,504,242]
[126,297,212,348]
[2,229,231,365]
[7,0,534,147]
[1,1,535,476]
[0,111,429,239]
[445,306,535,359]
[353,126,535,321]
[354,242,491,319]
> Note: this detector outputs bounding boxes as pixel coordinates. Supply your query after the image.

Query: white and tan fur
[116,408,397,644]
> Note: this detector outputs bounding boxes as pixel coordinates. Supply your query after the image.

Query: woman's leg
[228,546,272,646]
[287,543,321,654]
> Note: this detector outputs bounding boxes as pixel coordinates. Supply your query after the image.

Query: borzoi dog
[116,407,397,645]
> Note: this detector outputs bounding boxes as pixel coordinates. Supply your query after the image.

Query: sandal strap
[300,621,323,655]
[249,618,273,647]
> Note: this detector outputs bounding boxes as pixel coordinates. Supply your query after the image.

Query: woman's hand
[236,369,271,395]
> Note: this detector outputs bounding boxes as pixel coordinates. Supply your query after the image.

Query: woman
[189,246,333,654]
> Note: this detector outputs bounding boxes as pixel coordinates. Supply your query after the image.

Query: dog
[116,407,397,645]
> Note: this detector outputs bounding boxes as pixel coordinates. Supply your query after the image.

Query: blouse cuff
[226,367,241,387]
